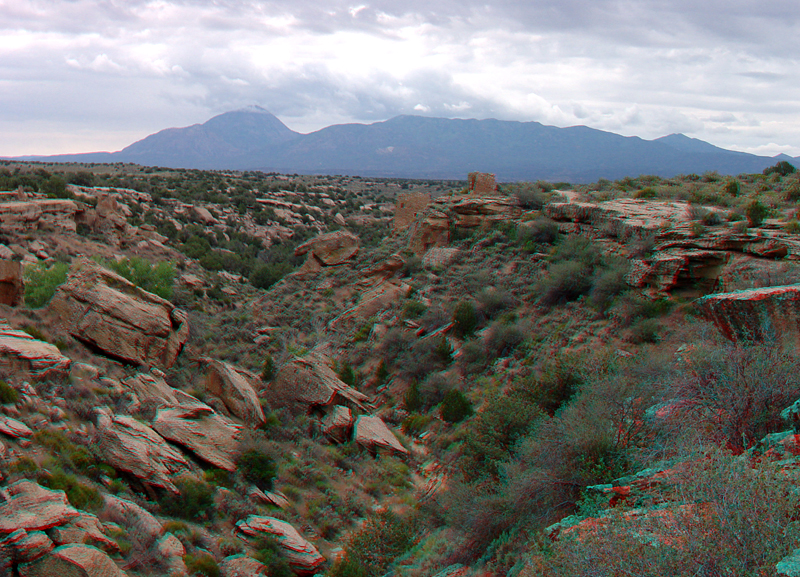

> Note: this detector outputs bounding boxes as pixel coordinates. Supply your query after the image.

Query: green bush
[724,178,740,197]
[402,300,427,319]
[183,552,220,577]
[237,449,277,490]
[41,470,103,511]
[24,262,70,308]
[517,218,559,249]
[452,300,478,338]
[250,262,291,289]
[261,354,275,381]
[440,389,474,423]
[764,160,796,177]
[536,260,593,306]
[159,478,215,520]
[745,199,769,227]
[0,380,18,404]
[404,381,422,412]
[252,535,294,577]
[105,257,176,299]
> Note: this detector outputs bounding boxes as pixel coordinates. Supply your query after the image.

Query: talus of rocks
[233,516,324,575]
[50,259,188,368]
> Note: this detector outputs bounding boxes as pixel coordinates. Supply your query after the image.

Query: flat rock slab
[201,358,265,428]
[0,322,71,377]
[0,415,33,439]
[234,516,324,576]
[19,543,128,577]
[221,554,267,577]
[354,415,408,455]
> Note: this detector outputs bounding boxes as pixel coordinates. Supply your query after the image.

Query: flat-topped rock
[695,285,800,349]
[233,516,324,576]
[51,259,188,368]
[0,322,71,377]
[152,405,243,471]
[295,230,360,266]
[200,358,266,428]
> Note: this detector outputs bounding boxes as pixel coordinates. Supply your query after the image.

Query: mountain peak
[233,105,273,115]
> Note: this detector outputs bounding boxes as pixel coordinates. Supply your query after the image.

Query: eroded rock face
[321,405,353,443]
[695,285,800,349]
[201,359,266,428]
[0,322,71,377]
[295,230,360,266]
[233,516,324,576]
[122,371,206,410]
[266,354,369,414]
[407,209,450,255]
[0,415,33,440]
[468,172,498,194]
[353,415,408,455]
[94,409,191,493]
[0,199,78,233]
[0,260,23,306]
[393,192,431,232]
[152,405,243,471]
[51,259,188,368]
[221,554,267,577]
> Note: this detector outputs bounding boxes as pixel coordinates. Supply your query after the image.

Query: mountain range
[15,106,797,183]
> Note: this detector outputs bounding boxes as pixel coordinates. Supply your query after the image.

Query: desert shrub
[418,372,458,409]
[627,233,657,258]
[33,430,97,475]
[724,178,740,196]
[24,262,69,308]
[458,339,491,375]
[440,390,474,423]
[159,478,215,520]
[402,299,427,319]
[397,336,451,381]
[786,220,800,234]
[380,328,415,365]
[510,183,550,210]
[404,381,422,412]
[634,186,657,199]
[261,354,275,381]
[402,413,434,436]
[483,320,525,358]
[476,287,514,319]
[237,449,277,490]
[589,263,628,313]
[105,257,176,299]
[252,535,293,577]
[525,356,585,416]
[329,510,420,577]
[627,318,661,343]
[183,552,220,577]
[41,470,103,511]
[0,380,18,404]
[745,198,769,227]
[785,180,800,202]
[764,160,796,177]
[250,262,291,289]
[452,301,478,338]
[375,360,390,386]
[336,361,358,387]
[517,218,559,249]
[671,344,800,450]
[536,260,593,306]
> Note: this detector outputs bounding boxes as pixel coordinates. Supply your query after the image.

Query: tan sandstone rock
[0,322,71,377]
[0,415,33,440]
[221,554,267,577]
[94,409,191,493]
[233,516,324,576]
[266,354,369,414]
[0,480,80,534]
[19,543,127,577]
[353,415,408,455]
[152,405,243,471]
[200,358,266,428]
[294,230,360,266]
[0,260,23,306]
[51,259,188,368]
[122,371,206,409]
[321,405,354,443]
[0,199,78,233]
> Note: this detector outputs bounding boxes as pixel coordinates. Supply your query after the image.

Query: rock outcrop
[221,554,267,577]
[393,192,431,232]
[266,354,369,414]
[0,480,80,534]
[694,285,800,349]
[0,322,71,377]
[330,280,412,330]
[353,415,408,455]
[0,415,33,440]
[200,358,266,428]
[0,260,23,306]
[51,259,188,368]
[468,172,498,194]
[122,371,206,409]
[94,408,191,493]
[19,543,128,577]
[152,405,243,471]
[295,230,359,266]
[233,516,324,575]
[0,199,79,233]
[321,406,354,443]
[408,209,450,255]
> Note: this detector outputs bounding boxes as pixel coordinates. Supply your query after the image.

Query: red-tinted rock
[353,415,408,455]
[694,285,800,348]
[294,231,359,266]
[0,322,71,377]
[468,172,498,194]
[0,480,80,534]
[321,405,353,443]
[200,358,266,428]
[234,516,324,575]
[0,260,23,306]
[221,554,267,577]
[19,543,128,577]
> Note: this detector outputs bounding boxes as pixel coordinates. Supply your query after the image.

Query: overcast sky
[2,0,799,157]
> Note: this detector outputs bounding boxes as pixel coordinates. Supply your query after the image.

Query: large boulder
[0,415,33,440]
[221,554,267,577]
[695,285,800,349]
[353,415,408,455]
[122,371,206,409]
[294,231,359,266]
[200,359,266,428]
[233,516,324,576]
[18,543,127,577]
[152,405,243,471]
[0,322,71,377]
[266,354,369,414]
[94,409,191,493]
[0,480,80,534]
[51,259,188,368]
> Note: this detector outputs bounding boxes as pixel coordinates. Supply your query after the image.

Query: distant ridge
[14,109,797,183]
